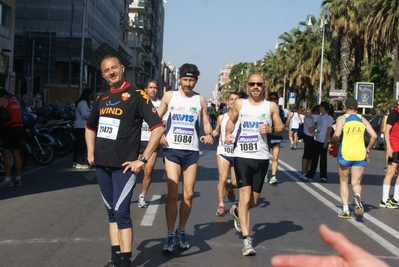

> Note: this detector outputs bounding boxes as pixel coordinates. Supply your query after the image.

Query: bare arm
[157,91,172,145]
[270,101,284,135]
[297,110,314,118]
[225,99,241,144]
[331,115,344,144]
[199,95,213,145]
[363,117,377,153]
[85,127,96,166]
[384,124,393,158]
[212,114,224,137]
[157,91,172,119]
[285,112,292,127]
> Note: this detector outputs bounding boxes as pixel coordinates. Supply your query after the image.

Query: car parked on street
[364,114,388,150]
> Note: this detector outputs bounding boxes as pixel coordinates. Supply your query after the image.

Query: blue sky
[163,0,323,99]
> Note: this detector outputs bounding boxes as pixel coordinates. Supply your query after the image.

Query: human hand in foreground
[270,224,389,267]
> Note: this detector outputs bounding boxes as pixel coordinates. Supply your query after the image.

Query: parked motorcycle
[37,120,75,157]
[22,112,56,166]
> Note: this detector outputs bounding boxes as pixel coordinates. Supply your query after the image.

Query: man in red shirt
[379,99,399,209]
[0,89,24,188]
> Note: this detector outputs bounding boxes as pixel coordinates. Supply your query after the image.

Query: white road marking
[0,237,105,245]
[279,160,399,257]
[140,195,161,226]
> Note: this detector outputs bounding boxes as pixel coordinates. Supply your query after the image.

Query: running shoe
[216,204,225,217]
[338,210,351,219]
[138,195,148,208]
[268,176,279,185]
[226,182,236,202]
[103,261,119,267]
[229,205,241,232]
[242,236,256,256]
[320,177,327,183]
[162,234,176,253]
[0,179,14,188]
[379,199,399,209]
[387,198,399,206]
[75,163,89,169]
[14,178,23,187]
[175,228,190,250]
[300,174,313,182]
[353,195,364,216]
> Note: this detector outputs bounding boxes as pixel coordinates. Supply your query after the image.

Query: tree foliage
[220,0,397,114]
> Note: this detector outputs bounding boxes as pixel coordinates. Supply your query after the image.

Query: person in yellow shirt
[330,97,377,218]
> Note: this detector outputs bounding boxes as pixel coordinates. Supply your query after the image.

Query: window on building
[0,3,11,28]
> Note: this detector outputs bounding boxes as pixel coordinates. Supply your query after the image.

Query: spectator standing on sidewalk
[72,88,92,169]
[225,74,284,256]
[331,98,377,218]
[0,89,24,188]
[212,92,240,216]
[85,55,164,267]
[302,102,334,183]
[297,105,320,176]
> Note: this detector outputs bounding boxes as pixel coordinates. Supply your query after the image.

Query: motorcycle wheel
[31,142,54,166]
[53,132,73,157]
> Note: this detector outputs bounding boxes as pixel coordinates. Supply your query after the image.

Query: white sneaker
[242,236,256,256]
[75,163,89,169]
[268,176,279,185]
[138,195,148,208]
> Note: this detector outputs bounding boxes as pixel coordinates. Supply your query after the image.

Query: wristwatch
[138,155,148,164]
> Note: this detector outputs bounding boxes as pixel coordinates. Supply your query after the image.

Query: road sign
[288,92,296,105]
[329,89,346,97]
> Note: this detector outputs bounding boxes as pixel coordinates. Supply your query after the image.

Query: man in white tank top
[157,63,214,253]
[225,74,284,256]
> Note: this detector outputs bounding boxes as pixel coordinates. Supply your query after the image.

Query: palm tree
[321,0,353,93]
[366,0,399,97]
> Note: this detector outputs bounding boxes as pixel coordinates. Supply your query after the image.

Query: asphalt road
[1,134,398,267]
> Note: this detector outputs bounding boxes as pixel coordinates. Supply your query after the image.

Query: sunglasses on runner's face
[247,82,264,87]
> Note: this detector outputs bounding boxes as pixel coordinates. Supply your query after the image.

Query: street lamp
[275,42,287,108]
[308,13,328,104]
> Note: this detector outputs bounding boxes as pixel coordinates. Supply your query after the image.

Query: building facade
[0,0,15,92]
[12,0,170,106]
[211,64,233,107]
